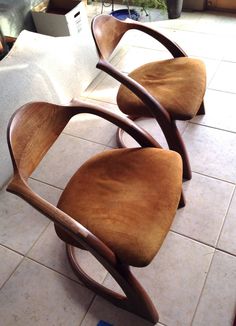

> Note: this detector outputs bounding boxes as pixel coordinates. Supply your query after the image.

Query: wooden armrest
[96,59,171,126]
[128,20,187,58]
[7,174,118,267]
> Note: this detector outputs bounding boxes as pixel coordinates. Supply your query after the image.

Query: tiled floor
[0,3,236,326]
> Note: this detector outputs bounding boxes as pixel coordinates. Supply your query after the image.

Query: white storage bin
[32,1,87,37]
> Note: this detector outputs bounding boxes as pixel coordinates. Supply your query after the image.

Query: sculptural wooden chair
[7,100,184,323]
[91,14,207,180]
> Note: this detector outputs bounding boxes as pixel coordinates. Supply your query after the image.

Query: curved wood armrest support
[127,21,187,58]
[69,100,160,148]
[97,60,171,128]
[7,174,119,267]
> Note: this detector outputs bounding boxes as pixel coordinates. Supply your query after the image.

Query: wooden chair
[0,28,15,60]
[91,14,207,180]
[7,100,184,323]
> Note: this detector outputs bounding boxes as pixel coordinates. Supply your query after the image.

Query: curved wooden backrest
[8,102,75,180]
[91,14,131,60]
[92,14,186,62]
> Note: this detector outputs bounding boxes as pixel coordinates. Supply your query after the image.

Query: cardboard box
[47,0,80,12]
[32,0,87,36]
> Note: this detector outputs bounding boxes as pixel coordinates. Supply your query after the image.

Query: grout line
[0,254,24,291]
[206,58,222,85]
[25,255,85,285]
[169,230,216,249]
[0,243,25,257]
[221,59,236,64]
[78,294,98,326]
[84,97,119,107]
[215,247,236,258]
[215,187,236,249]
[188,120,236,136]
[190,171,236,186]
[143,21,236,37]
[207,87,236,96]
[190,247,216,325]
[170,213,236,258]
[61,131,113,148]
[29,177,64,191]
[23,221,51,258]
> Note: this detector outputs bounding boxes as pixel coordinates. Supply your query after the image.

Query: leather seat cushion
[117,57,206,120]
[57,148,182,267]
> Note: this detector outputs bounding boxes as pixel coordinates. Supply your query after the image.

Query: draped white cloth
[0,28,99,188]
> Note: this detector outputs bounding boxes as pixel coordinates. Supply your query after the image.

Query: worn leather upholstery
[56,148,182,267]
[117,57,206,120]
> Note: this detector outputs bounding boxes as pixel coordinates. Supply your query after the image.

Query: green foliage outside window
[124,0,167,11]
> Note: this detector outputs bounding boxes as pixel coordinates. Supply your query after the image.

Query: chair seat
[57,148,182,267]
[117,57,206,120]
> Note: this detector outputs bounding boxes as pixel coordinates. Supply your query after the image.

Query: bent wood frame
[91,14,205,181]
[6,101,184,323]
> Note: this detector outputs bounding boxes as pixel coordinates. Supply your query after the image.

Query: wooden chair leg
[163,120,192,181]
[178,190,186,208]
[66,244,159,323]
[197,101,205,116]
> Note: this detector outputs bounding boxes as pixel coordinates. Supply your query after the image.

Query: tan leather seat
[57,148,182,267]
[117,57,206,120]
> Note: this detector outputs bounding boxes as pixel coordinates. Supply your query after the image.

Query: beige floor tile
[121,117,188,149]
[0,245,23,288]
[172,173,234,246]
[192,89,236,132]
[192,57,221,86]
[120,24,179,52]
[192,250,236,326]
[87,74,121,104]
[0,179,60,254]
[216,14,236,37]
[115,46,171,73]
[172,30,226,60]
[63,99,119,147]
[0,258,94,326]
[217,189,236,255]
[83,70,107,98]
[224,36,236,62]
[102,232,214,326]
[188,11,228,35]
[209,61,236,93]
[82,50,125,97]
[183,123,236,183]
[28,223,108,285]
[32,133,106,189]
[156,11,202,31]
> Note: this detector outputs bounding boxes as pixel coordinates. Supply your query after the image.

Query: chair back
[91,14,132,60]
[7,102,74,180]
